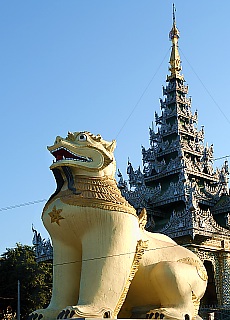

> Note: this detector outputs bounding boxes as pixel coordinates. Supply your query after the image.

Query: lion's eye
[78,134,87,141]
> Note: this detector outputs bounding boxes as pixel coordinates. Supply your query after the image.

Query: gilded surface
[138,208,148,230]
[113,240,149,317]
[48,206,64,225]
[192,291,200,319]
[177,257,208,281]
[44,176,136,216]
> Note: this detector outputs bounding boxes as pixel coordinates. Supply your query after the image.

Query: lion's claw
[57,310,65,319]
[146,311,164,319]
[57,309,77,319]
[28,313,43,320]
[69,310,76,318]
[57,308,86,319]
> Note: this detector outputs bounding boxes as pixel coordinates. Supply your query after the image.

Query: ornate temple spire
[168,4,182,79]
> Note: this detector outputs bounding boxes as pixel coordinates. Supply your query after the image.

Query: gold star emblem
[48,206,64,225]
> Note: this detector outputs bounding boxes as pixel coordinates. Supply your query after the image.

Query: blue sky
[1,1,230,255]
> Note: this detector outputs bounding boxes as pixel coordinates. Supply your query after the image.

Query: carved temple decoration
[118,9,230,308]
[32,225,53,262]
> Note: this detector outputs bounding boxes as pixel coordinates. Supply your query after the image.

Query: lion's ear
[107,140,116,153]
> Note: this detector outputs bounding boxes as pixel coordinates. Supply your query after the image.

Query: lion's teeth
[52,146,93,163]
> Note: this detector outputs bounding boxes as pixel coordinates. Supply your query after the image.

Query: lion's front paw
[57,308,79,319]
[146,310,165,319]
[28,308,61,320]
[57,305,112,319]
[28,312,43,320]
[146,308,192,320]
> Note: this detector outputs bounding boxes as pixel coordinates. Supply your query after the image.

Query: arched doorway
[201,260,218,306]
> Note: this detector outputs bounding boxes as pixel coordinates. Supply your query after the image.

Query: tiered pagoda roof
[118,8,230,241]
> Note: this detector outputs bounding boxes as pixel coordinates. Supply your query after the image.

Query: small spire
[172,3,176,25]
[168,3,182,79]
[169,4,180,41]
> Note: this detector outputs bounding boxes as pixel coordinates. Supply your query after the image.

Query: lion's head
[48,131,116,178]
[46,131,135,215]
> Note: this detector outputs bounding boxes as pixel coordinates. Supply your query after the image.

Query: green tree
[0,244,52,320]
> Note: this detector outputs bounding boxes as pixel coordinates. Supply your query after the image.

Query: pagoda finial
[168,3,182,79]
[172,3,176,25]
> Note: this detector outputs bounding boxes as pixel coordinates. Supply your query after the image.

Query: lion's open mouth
[52,147,93,163]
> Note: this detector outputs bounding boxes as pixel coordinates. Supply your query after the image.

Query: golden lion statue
[29,131,207,320]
